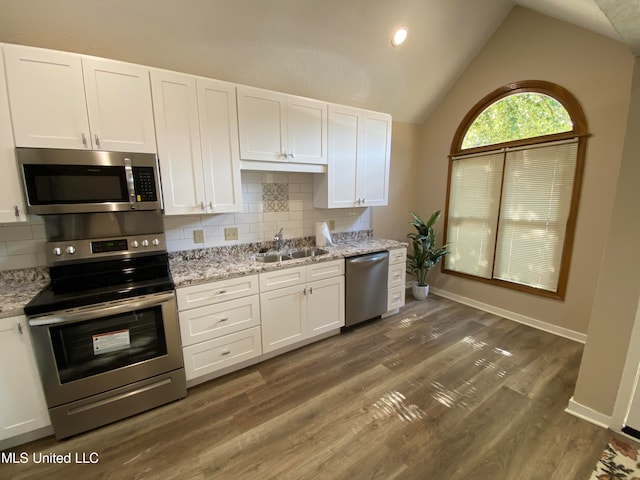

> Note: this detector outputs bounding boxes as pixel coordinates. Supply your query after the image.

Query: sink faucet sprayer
[274,228,284,251]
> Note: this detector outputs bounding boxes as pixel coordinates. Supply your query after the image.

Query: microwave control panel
[132,167,158,202]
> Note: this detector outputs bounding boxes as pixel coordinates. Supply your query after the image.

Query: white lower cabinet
[177,260,345,384]
[260,259,345,354]
[177,275,262,383]
[0,315,50,442]
[385,248,407,314]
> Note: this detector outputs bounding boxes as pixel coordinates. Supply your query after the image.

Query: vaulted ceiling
[0,0,637,124]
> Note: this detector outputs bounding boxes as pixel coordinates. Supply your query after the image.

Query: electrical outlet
[328,220,335,230]
[224,227,239,241]
[193,229,205,244]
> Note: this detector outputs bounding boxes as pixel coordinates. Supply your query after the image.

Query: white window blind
[493,140,578,291]
[445,151,504,278]
[446,139,578,293]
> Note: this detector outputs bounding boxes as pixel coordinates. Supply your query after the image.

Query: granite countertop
[169,237,407,288]
[0,267,49,319]
[0,236,407,317]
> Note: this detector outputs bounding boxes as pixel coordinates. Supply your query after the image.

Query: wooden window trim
[443,80,589,300]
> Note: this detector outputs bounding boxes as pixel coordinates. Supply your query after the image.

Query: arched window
[444,80,588,299]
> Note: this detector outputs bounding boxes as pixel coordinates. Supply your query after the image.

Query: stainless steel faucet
[273,228,284,251]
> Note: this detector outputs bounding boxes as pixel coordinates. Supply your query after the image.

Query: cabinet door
[3,44,90,149]
[0,48,26,223]
[82,58,156,153]
[260,284,307,353]
[325,105,360,208]
[0,316,50,440]
[197,78,242,212]
[287,96,327,165]
[359,112,391,207]
[150,70,206,215]
[307,276,345,336]
[237,86,287,162]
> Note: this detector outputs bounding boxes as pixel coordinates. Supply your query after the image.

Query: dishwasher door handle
[348,253,388,265]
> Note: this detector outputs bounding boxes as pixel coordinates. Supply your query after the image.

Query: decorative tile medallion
[262,183,289,212]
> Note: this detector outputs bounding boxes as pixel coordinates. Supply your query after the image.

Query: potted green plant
[406,210,449,300]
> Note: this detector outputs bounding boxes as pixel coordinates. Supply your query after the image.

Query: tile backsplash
[0,171,371,270]
[0,215,47,271]
[163,171,371,252]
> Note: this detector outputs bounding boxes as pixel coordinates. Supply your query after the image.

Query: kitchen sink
[254,253,293,263]
[289,247,328,258]
[253,248,329,263]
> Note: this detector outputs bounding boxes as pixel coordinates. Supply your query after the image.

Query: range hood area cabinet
[237,85,328,171]
[2,44,156,153]
[0,47,26,222]
[313,105,391,209]
[150,70,243,215]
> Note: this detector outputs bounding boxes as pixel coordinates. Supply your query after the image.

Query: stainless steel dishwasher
[345,251,389,327]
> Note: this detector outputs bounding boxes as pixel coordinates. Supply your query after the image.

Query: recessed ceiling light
[391,28,408,47]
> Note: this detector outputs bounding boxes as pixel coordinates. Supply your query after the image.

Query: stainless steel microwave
[17,148,163,215]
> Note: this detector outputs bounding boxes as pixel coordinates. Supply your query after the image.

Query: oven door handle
[28,292,176,327]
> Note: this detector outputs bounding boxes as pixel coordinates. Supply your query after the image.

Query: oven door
[28,291,183,408]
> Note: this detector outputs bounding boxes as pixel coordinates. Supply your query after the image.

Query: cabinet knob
[81,133,88,148]
[94,134,101,149]
[17,322,23,335]
[13,205,20,218]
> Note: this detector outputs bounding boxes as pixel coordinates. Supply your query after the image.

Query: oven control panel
[47,234,167,264]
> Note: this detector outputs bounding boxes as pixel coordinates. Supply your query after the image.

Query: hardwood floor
[1,294,609,480]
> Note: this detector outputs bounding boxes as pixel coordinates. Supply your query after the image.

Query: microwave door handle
[124,157,136,209]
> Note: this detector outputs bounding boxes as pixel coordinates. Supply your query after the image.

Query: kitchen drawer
[387,285,406,311]
[177,275,259,311]
[259,265,307,292]
[388,248,407,265]
[182,326,262,381]
[179,295,260,347]
[388,263,406,288]
[307,259,344,281]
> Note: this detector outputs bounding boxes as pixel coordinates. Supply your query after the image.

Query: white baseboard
[430,287,587,344]
[565,397,611,429]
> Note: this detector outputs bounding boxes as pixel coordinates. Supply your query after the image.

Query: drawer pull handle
[221,350,231,356]
[216,289,227,295]
[218,317,229,322]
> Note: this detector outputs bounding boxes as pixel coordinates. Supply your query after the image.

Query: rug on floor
[590,437,640,480]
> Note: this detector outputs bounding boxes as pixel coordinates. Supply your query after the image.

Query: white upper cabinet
[151,69,242,215]
[197,78,243,212]
[237,85,327,166]
[81,57,156,153]
[0,47,27,223]
[3,44,156,153]
[313,105,391,209]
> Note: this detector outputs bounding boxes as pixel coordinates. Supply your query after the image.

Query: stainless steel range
[24,211,186,439]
